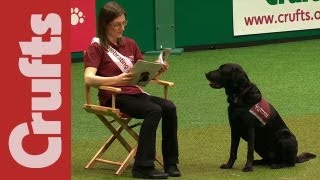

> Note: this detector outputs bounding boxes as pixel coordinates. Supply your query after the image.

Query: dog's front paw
[220,163,233,169]
[242,166,253,172]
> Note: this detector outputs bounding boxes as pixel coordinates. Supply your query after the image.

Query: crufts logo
[71,7,85,26]
[9,13,62,168]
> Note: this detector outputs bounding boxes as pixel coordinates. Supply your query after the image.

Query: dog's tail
[296,152,317,163]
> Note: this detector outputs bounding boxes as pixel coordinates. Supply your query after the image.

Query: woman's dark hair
[97,1,126,49]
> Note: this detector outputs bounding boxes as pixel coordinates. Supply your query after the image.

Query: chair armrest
[85,85,122,109]
[150,79,174,100]
[150,79,175,87]
[97,85,122,109]
[98,85,122,93]
[83,104,120,116]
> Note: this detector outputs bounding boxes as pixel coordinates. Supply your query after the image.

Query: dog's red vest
[249,98,271,125]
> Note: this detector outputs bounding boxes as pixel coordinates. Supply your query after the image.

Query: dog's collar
[231,85,253,104]
[239,85,253,97]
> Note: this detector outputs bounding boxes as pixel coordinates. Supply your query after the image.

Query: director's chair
[83,79,174,175]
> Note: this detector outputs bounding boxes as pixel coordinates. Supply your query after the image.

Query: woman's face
[106,14,127,41]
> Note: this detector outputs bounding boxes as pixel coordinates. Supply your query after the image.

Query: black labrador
[205,63,316,172]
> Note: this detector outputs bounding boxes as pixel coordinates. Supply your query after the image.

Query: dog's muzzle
[206,72,222,89]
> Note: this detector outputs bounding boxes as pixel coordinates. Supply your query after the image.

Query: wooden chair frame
[83,79,174,175]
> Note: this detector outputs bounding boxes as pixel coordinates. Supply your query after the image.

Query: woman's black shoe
[132,166,168,179]
[164,164,181,177]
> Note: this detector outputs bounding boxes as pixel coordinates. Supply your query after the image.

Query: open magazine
[156,48,171,64]
[130,48,171,87]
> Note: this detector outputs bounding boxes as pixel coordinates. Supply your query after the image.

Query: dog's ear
[231,67,250,87]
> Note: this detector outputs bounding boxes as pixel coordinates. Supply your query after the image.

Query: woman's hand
[117,72,136,85]
[159,61,169,74]
[155,61,169,79]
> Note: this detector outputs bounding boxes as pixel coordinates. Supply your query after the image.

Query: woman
[84,2,180,179]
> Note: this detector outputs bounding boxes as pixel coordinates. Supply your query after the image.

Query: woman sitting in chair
[84,1,180,179]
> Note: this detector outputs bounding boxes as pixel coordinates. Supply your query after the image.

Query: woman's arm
[84,67,135,87]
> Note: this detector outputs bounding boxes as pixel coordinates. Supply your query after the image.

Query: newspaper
[130,48,171,87]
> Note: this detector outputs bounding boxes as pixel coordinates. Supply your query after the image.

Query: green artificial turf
[72,39,320,179]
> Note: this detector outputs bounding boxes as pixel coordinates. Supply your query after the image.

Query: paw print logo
[71,7,85,26]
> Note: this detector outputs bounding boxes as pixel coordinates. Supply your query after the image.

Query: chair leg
[85,114,164,175]
[97,115,132,151]
[85,125,124,169]
[115,147,137,175]
[86,115,137,175]
[155,155,164,167]
[114,116,139,141]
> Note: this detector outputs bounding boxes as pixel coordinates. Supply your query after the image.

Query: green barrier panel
[174,0,320,48]
[72,0,320,60]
